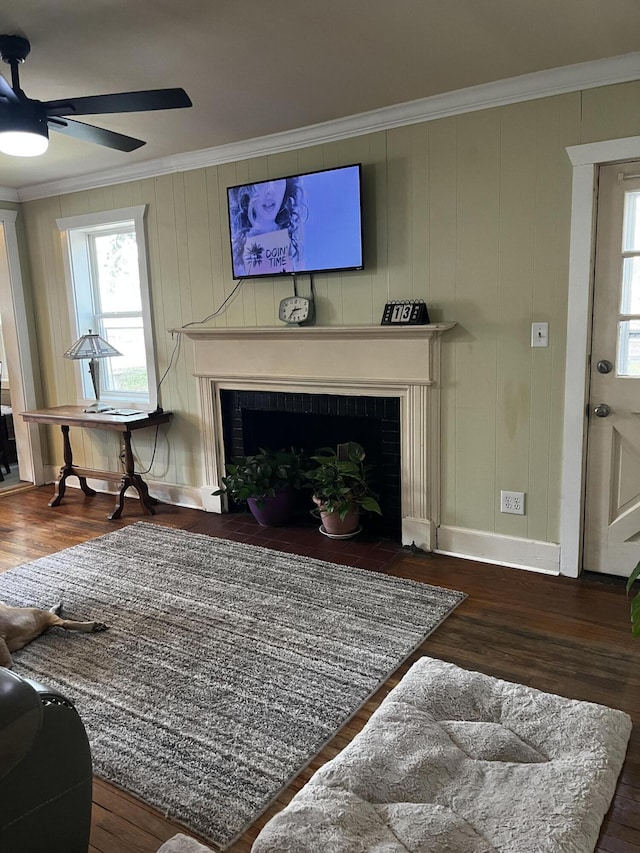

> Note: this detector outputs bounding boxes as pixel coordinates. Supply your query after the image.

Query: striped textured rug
[0,523,466,849]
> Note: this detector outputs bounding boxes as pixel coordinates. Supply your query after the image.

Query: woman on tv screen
[229,177,307,277]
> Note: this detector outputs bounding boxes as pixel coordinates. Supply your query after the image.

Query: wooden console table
[21,406,172,520]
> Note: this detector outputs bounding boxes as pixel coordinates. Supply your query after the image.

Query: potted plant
[213,447,305,527]
[304,441,382,538]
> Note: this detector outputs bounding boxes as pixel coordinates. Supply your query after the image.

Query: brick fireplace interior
[220,389,401,538]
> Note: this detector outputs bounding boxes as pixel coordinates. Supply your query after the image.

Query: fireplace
[178,323,454,551]
[220,389,401,537]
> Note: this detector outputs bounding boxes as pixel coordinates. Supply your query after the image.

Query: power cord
[132,423,161,476]
[180,277,245,329]
[133,278,246,473]
[154,277,245,406]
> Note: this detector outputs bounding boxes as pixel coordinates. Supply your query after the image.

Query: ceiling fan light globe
[0,129,48,157]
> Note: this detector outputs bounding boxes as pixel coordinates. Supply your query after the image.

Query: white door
[584,162,640,576]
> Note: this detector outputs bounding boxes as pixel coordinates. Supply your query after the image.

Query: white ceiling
[1,0,640,195]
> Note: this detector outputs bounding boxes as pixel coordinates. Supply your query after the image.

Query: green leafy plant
[627,561,640,638]
[304,441,382,521]
[213,447,305,508]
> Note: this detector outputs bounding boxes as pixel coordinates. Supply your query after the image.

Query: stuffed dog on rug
[0,601,107,668]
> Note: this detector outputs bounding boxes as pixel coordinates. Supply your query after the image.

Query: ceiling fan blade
[44,88,192,117]
[48,116,145,152]
[0,72,18,104]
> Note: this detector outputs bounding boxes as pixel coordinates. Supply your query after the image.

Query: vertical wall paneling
[213,162,241,326]
[494,101,538,539]
[526,95,577,543]
[337,135,375,325]
[201,166,225,323]
[368,132,389,314]
[176,168,218,481]
[386,127,414,306]
[453,108,501,531]
[526,98,560,543]
[408,123,430,302]
[147,175,179,484]
[87,187,108,214]
[22,197,66,472]
[172,173,191,331]
[546,95,582,542]
[17,83,640,554]
[428,117,458,525]
[580,81,640,144]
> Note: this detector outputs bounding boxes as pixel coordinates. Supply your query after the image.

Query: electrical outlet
[500,490,525,515]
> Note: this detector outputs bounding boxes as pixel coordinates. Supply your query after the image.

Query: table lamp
[64,330,122,413]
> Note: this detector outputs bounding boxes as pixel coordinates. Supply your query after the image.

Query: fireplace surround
[179,324,454,551]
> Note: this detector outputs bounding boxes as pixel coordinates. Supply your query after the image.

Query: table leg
[109,429,160,520]
[49,424,97,507]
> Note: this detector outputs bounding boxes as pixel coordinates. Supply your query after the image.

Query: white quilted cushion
[156,834,212,853]
[252,656,631,853]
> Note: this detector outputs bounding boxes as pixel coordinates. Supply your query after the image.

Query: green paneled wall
[19,81,640,544]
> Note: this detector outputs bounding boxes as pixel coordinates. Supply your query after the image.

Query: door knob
[596,359,613,374]
[593,403,611,418]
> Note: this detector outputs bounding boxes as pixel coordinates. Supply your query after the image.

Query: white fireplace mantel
[177,324,455,550]
[175,324,454,339]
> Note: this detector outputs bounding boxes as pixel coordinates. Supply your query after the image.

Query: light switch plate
[531,322,549,347]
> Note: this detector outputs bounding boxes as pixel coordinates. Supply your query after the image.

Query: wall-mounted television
[227,163,364,279]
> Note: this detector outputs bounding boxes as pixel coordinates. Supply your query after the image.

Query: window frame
[56,205,158,410]
[617,191,640,377]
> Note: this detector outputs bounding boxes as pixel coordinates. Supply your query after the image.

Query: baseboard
[402,517,436,552]
[41,466,560,573]
[436,525,560,574]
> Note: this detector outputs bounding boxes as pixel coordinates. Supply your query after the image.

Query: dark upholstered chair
[0,667,93,852]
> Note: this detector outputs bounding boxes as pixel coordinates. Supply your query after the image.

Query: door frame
[561,135,640,577]
[0,209,44,485]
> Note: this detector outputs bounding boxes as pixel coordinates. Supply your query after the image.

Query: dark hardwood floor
[1,486,639,852]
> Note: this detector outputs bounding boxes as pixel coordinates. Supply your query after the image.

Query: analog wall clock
[278,295,315,325]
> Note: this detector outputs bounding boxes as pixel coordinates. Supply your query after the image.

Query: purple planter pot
[247,488,296,527]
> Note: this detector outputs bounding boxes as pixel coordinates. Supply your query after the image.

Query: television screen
[227,164,363,279]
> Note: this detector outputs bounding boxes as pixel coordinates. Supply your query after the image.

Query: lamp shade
[64,330,122,413]
[64,331,122,360]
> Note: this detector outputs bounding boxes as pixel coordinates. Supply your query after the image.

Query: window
[618,191,640,376]
[57,206,157,409]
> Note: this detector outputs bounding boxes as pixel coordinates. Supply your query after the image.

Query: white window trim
[56,205,158,410]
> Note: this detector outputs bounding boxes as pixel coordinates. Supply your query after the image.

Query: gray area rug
[0,523,466,849]
[253,656,632,853]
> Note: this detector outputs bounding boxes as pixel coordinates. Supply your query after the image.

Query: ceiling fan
[0,33,192,157]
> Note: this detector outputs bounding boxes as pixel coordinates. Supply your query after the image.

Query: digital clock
[380,300,430,325]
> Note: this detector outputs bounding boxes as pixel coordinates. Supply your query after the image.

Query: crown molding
[0,187,20,203]
[14,51,640,203]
